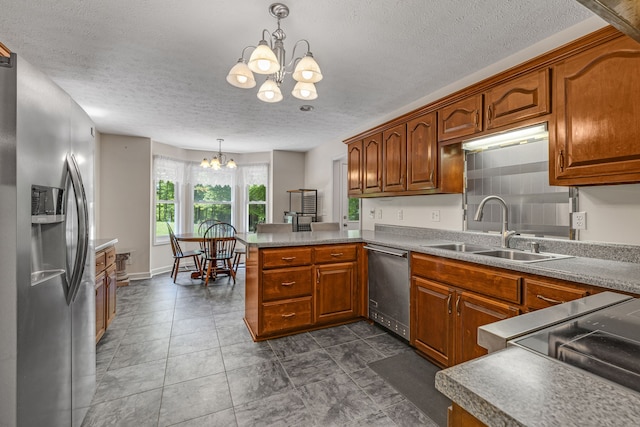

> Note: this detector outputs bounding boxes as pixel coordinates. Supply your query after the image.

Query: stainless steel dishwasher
[364,244,410,340]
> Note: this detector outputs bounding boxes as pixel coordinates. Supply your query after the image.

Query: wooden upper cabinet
[347,140,363,196]
[552,36,640,185]
[485,69,550,130]
[363,134,383,193]
[382,124,407,192]
[407,112,437,190]
[438,94,483,142]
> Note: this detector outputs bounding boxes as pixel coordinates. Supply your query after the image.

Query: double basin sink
[422,242,573,263]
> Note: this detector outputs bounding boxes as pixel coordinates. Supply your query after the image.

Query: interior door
[340,163,360,230]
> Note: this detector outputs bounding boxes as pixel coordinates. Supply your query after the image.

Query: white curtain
[153,156,186,183]
[188,163,235,187]
[239,163,269,187]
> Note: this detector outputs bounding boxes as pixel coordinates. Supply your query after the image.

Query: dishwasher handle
[363,245,408,258]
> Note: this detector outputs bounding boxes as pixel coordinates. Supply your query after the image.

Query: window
[155,180,177,240]
[193,184,232,228]
[153,156,185,243]
[247,184,266,232]
[239,164,269,233]
[348,197,360,221]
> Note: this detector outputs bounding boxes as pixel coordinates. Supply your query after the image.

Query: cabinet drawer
[314,244,358,264]
[262,297,312,334]
[412,253,521,304]
[262,266,313,301]
[105,246,116,267]
[525,279,588,310]
[261,247,313,269]
[95,250,106,273]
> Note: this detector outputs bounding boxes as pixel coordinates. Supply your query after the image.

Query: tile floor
[83,268,439,427]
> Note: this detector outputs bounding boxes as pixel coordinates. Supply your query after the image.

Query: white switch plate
[572,211,586,230]
[397,209,403,220]
[377,208,382,219]
[431,210,440,222]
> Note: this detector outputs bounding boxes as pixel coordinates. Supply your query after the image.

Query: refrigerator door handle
[66,153,89,304]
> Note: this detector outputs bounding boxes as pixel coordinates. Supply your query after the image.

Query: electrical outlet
[572,211,586,230]
[369,209,375,219]
[377,208,382,219]
[431,210,440,222]
[397,209,403,220]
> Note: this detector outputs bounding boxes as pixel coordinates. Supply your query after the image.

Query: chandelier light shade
[226,3,322,103]
[226,59,256,89]
[201,139,237,169]
[257,78,284,103]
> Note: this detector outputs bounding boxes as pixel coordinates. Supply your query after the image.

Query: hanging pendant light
[201,139,237,169]
[226,3,322,104]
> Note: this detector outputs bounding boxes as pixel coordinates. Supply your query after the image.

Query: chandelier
[200,139,237,169]
[226,3,323,103]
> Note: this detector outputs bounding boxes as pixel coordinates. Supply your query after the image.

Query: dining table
[174,232,235,281]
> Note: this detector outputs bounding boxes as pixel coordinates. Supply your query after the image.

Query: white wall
[578,184,640,245]
[270,150,305,222]
[99,134,152,278]
[304,139,346,221]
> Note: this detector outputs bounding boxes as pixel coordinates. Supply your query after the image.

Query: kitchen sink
[425,242,492,253]
[474,249,573,263]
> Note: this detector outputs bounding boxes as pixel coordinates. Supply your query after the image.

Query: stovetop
[514,298,640,393]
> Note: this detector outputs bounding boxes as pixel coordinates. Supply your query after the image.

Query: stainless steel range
[478,291,640,394]
[513,297,640,393]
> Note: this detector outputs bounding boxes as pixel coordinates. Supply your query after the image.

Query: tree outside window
[348,197,360,221]
[194,184,232,228]
[247,184,266,232]
[156,180,176,239]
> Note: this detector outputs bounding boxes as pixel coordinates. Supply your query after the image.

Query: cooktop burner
[514,298,640,393]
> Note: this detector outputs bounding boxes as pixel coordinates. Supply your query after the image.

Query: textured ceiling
[1,0,595,154]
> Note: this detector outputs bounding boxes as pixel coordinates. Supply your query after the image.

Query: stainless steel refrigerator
[0,53,96,426]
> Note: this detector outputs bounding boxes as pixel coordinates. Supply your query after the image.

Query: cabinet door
[438,94,483,142]
[314,262,357,323]
[106,264,117,326]
[363,134,383,193]
[552,36,640,185]
[407,112,437,190]
[95,272,106,343]
[455,291,519,365]
[485,68,550,130]
[412,277,453,367]
[347,140,363,196]
[382,124,406,192]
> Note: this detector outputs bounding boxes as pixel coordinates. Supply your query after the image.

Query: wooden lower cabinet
[410,252,598,367]
[315,261,357,324]
[456,291,519,364]
[95,271,106,343]
[96,244,117,343]
[245,244,363,340]
[412,274,519,367]
[448,403,486,427]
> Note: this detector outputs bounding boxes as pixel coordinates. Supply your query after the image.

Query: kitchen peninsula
[237,224,640,425]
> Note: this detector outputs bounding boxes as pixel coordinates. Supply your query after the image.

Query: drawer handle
[447,294,452,314]
[536,294,565,305]
[282,313,296,319]
[455,295,461,316]
[330,253,343,257]
[281,281,295,287]
[281,257,296,261]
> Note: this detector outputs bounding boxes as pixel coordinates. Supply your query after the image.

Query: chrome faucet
[473,195,516,248]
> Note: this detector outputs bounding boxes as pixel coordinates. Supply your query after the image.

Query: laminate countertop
[435,346,640,426]
[236,225,640,295]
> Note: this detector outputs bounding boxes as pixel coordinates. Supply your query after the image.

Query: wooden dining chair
[202,222,237,286]
[167,223,202,283]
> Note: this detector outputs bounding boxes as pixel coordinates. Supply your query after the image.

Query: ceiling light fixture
[226,3,322,103]
[200,139,237,170]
